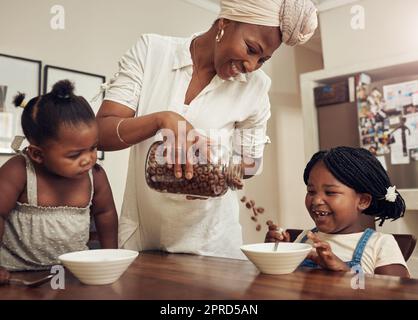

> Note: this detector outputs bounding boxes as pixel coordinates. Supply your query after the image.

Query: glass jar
[145,141,243,197]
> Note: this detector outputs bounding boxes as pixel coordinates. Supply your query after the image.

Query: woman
[96,0,318,259]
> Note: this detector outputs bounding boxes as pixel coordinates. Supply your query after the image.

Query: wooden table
[1,251,418,300]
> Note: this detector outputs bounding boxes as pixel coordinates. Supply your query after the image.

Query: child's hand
[264,221,291,243]
[306,231,350,272]
[0,267,10,285]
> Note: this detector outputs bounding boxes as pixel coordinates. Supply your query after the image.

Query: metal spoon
[273,227,284,251]
[8,274,54,288]
[273,241,279,251]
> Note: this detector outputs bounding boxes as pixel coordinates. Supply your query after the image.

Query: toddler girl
[0,80,118,284]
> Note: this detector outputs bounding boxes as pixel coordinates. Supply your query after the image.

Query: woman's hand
[306,231,350,272]
[0,267,10,285]
[264,221,291,243]
[157,111,210,180]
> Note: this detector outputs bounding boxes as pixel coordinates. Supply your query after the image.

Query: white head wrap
[218,0,318,46]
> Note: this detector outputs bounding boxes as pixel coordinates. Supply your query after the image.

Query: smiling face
[213,19,281,79]
[305,161,372,234]
[38,121,98,179]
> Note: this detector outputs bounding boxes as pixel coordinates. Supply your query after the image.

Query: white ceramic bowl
[58,249,139,285]
[240,242,312,275]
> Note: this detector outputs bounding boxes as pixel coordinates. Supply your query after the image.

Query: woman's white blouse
[105,33,272,259]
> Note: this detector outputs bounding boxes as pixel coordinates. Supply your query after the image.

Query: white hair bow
[385,186,397,202]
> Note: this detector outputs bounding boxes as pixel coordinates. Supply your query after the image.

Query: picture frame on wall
[0,53,41,154]
[43,65,106,160]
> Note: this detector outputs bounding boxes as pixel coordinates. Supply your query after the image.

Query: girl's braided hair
[303,146,405,226]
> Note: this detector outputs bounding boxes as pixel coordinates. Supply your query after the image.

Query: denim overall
[300,228,375,269]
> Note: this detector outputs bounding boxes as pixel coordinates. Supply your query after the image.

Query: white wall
[320,0,418,69]
[272,46,324,231]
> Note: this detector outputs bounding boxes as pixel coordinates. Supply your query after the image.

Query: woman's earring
[215,29,224,43]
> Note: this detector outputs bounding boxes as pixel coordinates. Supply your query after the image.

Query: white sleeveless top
[0,154,92,271]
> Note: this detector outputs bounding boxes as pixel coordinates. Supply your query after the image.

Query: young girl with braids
[0,80,118,284]
[266,146,410,278]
